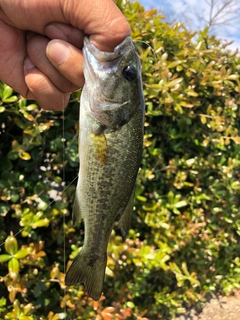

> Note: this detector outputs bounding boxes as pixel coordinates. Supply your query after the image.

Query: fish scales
[65,36,144,300]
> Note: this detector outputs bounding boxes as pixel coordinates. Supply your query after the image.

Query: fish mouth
[82,36,135,128]
[83,41,131,105]
[83,36,133,85]
[83,36,135,62]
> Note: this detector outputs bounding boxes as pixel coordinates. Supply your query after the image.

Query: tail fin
[65,248,107,301]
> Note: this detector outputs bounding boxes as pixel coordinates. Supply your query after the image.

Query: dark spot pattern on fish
[65,36,144,301]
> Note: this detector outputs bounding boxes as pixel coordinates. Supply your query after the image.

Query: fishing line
[62,106,67,317]
[0,175,78,249]
[134,40,157,61]
[0,106,77,318]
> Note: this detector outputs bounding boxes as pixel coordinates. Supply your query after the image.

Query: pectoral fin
[87,112,108,166]
[91,133,108,165]
[118,189,135,240]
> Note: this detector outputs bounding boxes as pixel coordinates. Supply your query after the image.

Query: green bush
[0,1,240,319]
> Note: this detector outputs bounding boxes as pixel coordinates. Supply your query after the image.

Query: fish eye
[122,66,137,81]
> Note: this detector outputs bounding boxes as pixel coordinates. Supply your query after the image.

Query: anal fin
[72,187,83,225]
[118,189,135,240]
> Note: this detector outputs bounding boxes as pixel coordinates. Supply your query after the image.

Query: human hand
[0,0,131,110]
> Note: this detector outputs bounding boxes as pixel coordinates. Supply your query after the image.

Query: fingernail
[24,57,35,70]
[47,40,70,65]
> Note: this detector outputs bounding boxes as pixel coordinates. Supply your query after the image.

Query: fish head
[83,36,144,129]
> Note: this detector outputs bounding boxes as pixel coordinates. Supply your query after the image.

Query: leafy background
[0,1,240,319]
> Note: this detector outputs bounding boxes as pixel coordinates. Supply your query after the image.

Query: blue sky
[137,0,240,52]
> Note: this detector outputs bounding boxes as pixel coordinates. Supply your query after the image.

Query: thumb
[0,0,131,51]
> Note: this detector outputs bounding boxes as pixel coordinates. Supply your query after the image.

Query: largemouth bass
[65,36,144,300]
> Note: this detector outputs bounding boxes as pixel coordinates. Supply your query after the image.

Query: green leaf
[14,247,32,259]
[0,202,10,216]
[126,301,135,308]
[231,181,240,189]
[167,60,182,69]
[19,151,31,160]
[227,74,239,80]
[166,77,183,88]
[26,104,38,111]
[180,101,194,108]
[186,90,199,97]
[0,297,6,308]
[34,182,47,194]
[32,218,49,228]
[3,96,18,103]
[136,195,147,202]
[5,236,18,255]
[13,299,20,315]
[2,84,13,100]
[22,111,35,121]
[174,200,188,208]
[35,198,49,210]
[10,191,20,203]
[23,303,33,315]
[8,257,19,276]
[7,150,19,160]
[0,254,11,263]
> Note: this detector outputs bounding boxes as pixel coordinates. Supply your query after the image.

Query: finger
[24,58,70,110]
[27,33,79,92]
[62,0,132,51]
[45,22,84,49]
[0,20,27,96]
[1,0,131,51]
[46,39,84,88]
